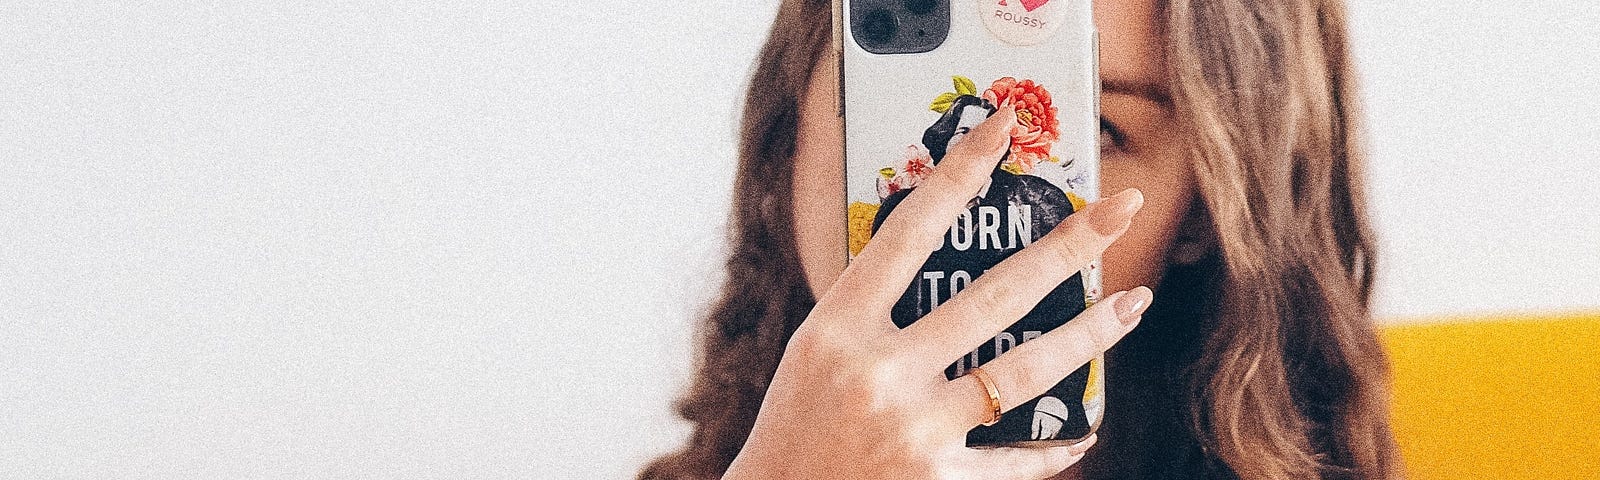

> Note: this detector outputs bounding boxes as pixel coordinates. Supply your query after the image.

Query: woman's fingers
[938,287,1150,429]
[900,188,1143,363]
[814,104,1016,318]
[955,434,1098,480]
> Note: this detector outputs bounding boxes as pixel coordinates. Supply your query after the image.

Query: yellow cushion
[1381,312,1600,479]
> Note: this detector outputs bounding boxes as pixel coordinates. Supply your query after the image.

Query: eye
[1100,117,1129,153]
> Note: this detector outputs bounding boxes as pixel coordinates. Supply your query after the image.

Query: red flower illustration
[982,77,1059,174]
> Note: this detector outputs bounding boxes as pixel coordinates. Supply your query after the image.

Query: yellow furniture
[1382,312,1600,479]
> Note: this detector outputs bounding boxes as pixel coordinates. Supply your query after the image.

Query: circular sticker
[978,0,1069,46]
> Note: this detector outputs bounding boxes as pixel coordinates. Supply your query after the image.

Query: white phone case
[839,0,1103,447]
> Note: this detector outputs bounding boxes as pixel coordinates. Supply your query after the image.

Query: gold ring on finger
[967,367,1002,427]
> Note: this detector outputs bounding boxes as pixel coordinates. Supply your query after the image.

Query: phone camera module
[904,0,937,15]
[852,0,947,54]
[860,9,899,45]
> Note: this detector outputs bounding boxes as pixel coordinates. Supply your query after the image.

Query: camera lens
[860,9,898,44]
[904,0,938,15]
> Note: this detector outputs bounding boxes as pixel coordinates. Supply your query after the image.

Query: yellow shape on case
[1082,356,1103,404]
[848,201,881,257]
[1065,191,1087,212]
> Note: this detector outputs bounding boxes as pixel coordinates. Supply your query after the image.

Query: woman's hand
[722,105,1154,480]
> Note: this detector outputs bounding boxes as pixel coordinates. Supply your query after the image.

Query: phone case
[838,0,1102,447]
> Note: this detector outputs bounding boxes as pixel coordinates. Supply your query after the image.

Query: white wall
[1351,2,1600,322]
[0,1,1595,479]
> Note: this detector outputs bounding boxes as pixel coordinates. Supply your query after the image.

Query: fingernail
[1069,434,1099,455]
[1089,188,1144,235]
[1114,286,1152,324]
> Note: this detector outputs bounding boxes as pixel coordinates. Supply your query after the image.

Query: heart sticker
[981,0,1069,46]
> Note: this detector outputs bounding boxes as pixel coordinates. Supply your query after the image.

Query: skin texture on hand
[723,107,1155,480]
[774,2,1190,476]
[792,0,1192,327]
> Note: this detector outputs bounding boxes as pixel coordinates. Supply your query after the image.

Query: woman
[643,0,1400,478]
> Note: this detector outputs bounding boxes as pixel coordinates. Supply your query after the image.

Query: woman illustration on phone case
[870,78,1089,443]
[872,77,1083,329]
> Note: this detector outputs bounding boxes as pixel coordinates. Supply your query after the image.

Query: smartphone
[837,0,1102,447]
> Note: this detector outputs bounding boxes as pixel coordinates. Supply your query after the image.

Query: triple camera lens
[852,0,948,54]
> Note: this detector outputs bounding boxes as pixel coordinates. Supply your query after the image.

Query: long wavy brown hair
[640,0,1401,478]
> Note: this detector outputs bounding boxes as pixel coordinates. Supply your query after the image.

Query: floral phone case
[838,0,1102,447]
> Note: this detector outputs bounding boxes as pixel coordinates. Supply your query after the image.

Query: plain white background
[1,1,1596,478]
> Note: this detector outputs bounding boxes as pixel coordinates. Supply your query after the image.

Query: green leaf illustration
[930,92,959,113]
[953,76,977,97]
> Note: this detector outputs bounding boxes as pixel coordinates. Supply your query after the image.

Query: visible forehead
[1095,0,1168,96]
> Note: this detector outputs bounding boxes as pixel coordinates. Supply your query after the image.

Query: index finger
[815,104,1017,317]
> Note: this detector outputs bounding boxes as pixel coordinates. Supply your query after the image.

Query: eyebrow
[1102,78,1173,106]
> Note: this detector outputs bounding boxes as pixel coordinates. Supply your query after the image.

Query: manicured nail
[1069,434,1099,455]
[1115,286,1152,324]
[1089,188,1144,236]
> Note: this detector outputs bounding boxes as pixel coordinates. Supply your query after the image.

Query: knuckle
[980,364,1022,407]
[781,330,826,361]
[957,284,1018,330]
[927,161,984,196]
[785,324,852,361]
[1008,357,1053,397]
[1061,209,1110,240]
[831,369,888,412]
[836,353,916,411]
[864,354,908,388]
[867,219,938,258]
[1038,237,1088,272]
[945,128,1003,161]
[885,229,939,257]
[1084,319,1124,353]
